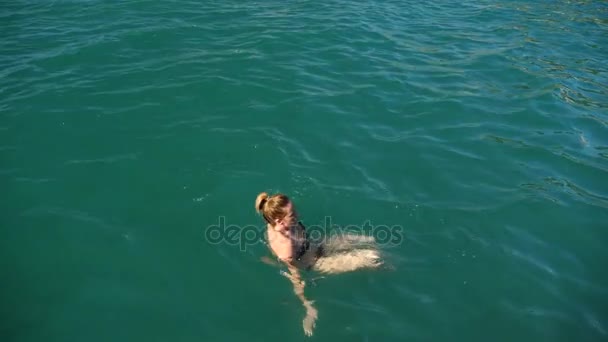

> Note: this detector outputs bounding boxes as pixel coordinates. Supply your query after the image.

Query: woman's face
[277,201,298,229]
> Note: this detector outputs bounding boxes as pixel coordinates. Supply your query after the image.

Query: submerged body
[266,219,382,274]
[256,192,383,336]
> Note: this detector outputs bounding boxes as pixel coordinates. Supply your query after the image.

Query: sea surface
[1,1,607,341]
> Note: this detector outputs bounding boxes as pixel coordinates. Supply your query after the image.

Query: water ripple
[64,153,139,165]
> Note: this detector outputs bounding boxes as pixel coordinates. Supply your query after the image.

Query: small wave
[64,153,139,165]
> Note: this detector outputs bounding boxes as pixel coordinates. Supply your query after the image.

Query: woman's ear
[274,218,289,231]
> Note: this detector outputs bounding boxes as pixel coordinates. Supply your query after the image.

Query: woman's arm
[284,261,318,336]
[285,262,309,304]
[260,255,280,266]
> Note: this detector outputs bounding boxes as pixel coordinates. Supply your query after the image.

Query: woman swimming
[255,192,383,336]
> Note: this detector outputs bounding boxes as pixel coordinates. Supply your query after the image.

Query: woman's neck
[267,224,289,236]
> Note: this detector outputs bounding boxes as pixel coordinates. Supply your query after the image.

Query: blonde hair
[255,192,290,225]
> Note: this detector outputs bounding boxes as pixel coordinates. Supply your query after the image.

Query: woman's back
[267,222,308,262]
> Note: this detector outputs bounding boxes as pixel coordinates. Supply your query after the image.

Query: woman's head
[255,192,297,229]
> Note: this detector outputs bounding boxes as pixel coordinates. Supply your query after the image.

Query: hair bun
[255,192,269,212]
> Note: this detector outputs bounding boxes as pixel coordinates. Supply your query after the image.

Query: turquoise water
[2,0,607,341]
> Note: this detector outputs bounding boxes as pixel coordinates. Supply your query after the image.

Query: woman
[255,192,383,336]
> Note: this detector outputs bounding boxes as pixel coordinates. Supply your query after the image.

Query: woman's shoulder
[267,231,292,258]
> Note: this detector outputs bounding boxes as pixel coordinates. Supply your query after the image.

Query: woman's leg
[322,232,377,253]
[312,249,383,274]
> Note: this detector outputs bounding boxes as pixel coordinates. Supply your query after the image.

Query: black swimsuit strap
[294,221,310,260]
